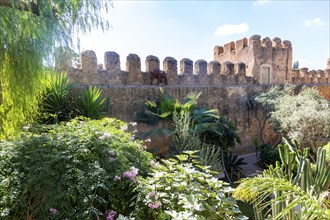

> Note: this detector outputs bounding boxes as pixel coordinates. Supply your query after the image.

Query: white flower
[129,122,137,126]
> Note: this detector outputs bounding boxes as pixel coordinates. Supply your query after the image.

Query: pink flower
[114,175,121,181]
[147,191,155,198]
[108,150,115,157]
[123,167,139,181]
[148,201,161,209]
[49,208,58,215]
[106,210,116,220]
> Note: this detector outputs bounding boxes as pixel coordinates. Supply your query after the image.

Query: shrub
[75,86,107,119]
[134,151,247,220]
[170,110,223,172]
[39,73,108,124]
[0,117,153,219]
[39,72,75,124]
[256,84,330,153]
[258,143,280,168]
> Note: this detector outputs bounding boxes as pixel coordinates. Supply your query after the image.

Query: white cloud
[253,0,271,6]
[214,23,249,36]
[304,18,324,27]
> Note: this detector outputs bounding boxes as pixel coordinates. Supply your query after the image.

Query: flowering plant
[0,117,153,219]
[134,151,247,220]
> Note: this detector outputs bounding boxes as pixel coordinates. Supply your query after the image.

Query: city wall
[66,35,330,155]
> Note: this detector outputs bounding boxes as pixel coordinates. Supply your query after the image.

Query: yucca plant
[233,139,330,220]
[39,72,74,124]
[75,86,107,119]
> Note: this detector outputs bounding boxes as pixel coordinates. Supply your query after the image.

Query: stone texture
[104,51,120,73]
[145,55,160,72]
[215,35,292,84]
[81,50,99,84]
[194,59,208,84]
[163,57,177,85]
[179,58,194,85]
[126,54,142,84]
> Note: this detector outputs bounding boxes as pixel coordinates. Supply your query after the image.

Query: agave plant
[75,86,107,119]
[39,72,74,124]
[233,139,330,220]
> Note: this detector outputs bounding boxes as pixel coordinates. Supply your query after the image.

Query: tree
[0,0,111,139]
[256,84,330,154]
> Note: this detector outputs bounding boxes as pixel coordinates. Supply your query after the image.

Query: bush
[0,117,153,219]
[258,143,280,168]
[39,73,108,124]
[256,84,330,153]
[133,151,247,220]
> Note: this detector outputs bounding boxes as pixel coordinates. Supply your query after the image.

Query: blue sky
[78,0,329,70]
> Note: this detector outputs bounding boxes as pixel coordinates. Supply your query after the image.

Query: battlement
[292,68,330,84]
[214,35,295,84]
[66,35,329,86]
[68,50,256,86]
[214,35,292,57]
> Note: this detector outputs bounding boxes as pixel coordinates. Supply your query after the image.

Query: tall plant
[39,72,74,124]
[0,0,111,139]
[75,86,107,119]
[233,140,330,220]
[170,110,223,171]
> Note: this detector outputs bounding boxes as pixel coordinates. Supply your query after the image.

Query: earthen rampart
[68,36,329,86]
[68,51,255,86]
[64,35,330,155]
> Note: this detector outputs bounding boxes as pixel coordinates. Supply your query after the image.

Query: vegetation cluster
[0,1,329,219]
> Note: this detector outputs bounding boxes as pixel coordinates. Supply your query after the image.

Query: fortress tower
[214,35,292,84]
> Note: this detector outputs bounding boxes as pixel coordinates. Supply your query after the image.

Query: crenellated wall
[68,35,329,86]
[64,35,330,155]
[214,35,294,84]
[68,51,255,86]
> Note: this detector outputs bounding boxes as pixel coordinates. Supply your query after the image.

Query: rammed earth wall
[66,35,330,155]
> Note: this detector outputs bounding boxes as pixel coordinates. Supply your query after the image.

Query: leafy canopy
[0,0,111,139]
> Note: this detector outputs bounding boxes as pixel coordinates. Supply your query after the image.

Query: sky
[78,0,330,71]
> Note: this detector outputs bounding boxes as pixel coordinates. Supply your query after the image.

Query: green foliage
[233,140,330,220]
[0,117,153,219]
[170,110,223,172]
[197,115,241,151]
[223,152,247,181]
[134,151,247,220]
[258,143,281,168]
[39,72,75,124]
[136,88,219,132]
[256,84,330,152]
[76,86,107,119]
[136,88,240,153]
[39,73,107,123]
[0,0,111,139]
